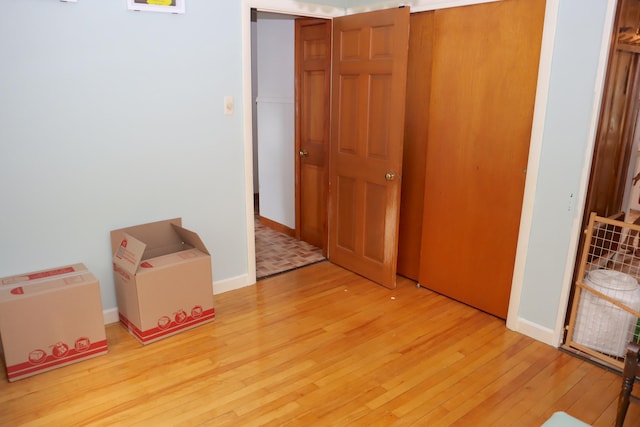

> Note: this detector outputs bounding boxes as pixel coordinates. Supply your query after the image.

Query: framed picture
[127,0,185,14]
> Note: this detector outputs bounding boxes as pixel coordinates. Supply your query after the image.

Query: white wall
[255,17,296,229]
[0,0,250,318]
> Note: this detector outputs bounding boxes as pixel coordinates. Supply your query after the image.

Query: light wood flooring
[2,261,640,426]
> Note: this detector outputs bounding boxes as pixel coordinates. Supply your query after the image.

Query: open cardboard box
[110,218,215,345]
[0,264,108,382]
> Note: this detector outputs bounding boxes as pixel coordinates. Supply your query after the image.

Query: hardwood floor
[1,261,639,426]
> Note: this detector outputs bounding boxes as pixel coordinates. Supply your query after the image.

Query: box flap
[171,224,210,255]
[135,248,210,271]
[111,218,182,258]
[112,233,146,275]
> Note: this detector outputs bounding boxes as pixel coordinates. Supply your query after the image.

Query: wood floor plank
[437,342,555,425]
[1,261,638,426]
[382,329,526,419]
[563,368,621,422]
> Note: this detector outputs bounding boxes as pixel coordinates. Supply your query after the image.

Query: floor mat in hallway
[255,217,325,279]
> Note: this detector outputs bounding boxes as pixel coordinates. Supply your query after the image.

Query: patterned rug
[255,217,325,279]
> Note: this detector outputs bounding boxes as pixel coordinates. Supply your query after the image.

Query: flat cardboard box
[0,264,108,382]
[111,218,215,345]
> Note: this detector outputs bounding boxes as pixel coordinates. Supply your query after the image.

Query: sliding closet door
[397,11,434,281]
[418,0,546,318]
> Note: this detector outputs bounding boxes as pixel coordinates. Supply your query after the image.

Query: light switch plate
[224,96,234,116]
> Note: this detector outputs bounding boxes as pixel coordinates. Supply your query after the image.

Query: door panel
[364,181,386,262]
[296,18,331,251]
[418,0,545,318]
[397,11,434,280]
[329,7,410,289]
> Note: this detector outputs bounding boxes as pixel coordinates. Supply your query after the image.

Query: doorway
[250,6,409,287]
[251,10,326,279]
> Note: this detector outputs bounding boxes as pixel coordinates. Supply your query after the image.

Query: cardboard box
[110,218,215,345]
[0,264,108,382]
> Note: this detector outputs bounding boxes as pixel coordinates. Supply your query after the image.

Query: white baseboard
[103,308,119,325]
[508,316,559,347]
[213,273,255,295]
[101,274,256,325]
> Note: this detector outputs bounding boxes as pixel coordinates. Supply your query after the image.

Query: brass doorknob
[385,172,395,181]
[299,149,309,158]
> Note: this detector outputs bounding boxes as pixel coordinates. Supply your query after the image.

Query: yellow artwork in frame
[127,0,185,14]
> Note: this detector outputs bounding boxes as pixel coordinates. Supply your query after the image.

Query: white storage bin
[573,269,640,358]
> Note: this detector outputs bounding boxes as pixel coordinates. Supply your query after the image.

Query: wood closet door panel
[418,0,545,318]
[397,11,434,281]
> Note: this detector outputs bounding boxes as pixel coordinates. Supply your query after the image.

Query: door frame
[247,4,341,288]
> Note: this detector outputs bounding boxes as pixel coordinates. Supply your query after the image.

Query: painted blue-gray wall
[518,1,610,330]
[0,0,246,310]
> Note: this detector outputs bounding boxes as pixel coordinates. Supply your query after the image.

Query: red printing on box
[112,263,131,280]
[27,266,76,281]
[6,339,108,381]
[119,307,215,343]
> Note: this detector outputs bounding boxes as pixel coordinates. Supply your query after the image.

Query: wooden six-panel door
[295,18,331,252]
[328,7,410,289]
